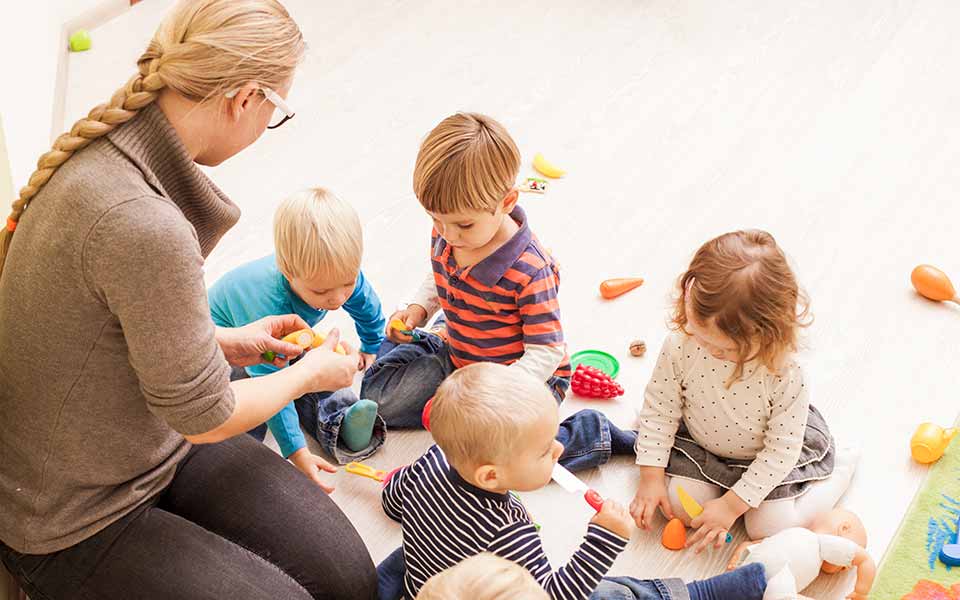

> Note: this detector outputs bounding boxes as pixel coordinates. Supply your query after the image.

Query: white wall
[0,0,112,191]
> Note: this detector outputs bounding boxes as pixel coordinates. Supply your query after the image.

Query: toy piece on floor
[520,177,548,194]
[422,396,434,431]
[677,484,733,544]
[629,339,646,357]
[570,349,620,378]
[600,277,644,299]
[69,30,92,52]
[532,153,566,178]
[939,513,960,567]
[345,462,387,483]
[551,463,604,512]
[662,518,687,550]
[911,423,957,464]
[261,328,346,361]
[389,318,422,342]
[571,365,624,399]
[911,265,959,304]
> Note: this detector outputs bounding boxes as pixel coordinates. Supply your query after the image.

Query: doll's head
[810,508,867,573]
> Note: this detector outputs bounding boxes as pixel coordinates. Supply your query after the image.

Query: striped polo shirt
[430,206,571,378]
[382,445,629,600]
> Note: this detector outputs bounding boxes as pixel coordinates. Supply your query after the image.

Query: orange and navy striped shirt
[430,207,571,379]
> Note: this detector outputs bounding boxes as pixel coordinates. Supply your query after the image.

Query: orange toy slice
[282,329,346,354]
[911,265,957,302]
[661,518,686,551]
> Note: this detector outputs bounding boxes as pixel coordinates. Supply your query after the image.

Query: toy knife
[677,484,733,544]
[552,464,604,512]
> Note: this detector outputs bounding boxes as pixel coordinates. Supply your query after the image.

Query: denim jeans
[235,367,386,465]
[376,548,765,600]
[360,337,636,473]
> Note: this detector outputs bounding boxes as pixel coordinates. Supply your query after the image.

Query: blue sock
[687,563,767,600]
[340,399,378,452]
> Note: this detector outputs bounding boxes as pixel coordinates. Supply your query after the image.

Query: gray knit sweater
[0,103,241,553]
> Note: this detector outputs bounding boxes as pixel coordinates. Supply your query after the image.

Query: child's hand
[629,468,673,530]
[688,493,747,553]
[288,447,337,493]
[359,352,376,371]
[385,305,428,343]
[590,499,634,539]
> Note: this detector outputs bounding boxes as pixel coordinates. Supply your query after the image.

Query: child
[630,230,860,550]
[379,362,770,600]
[362,112,635,471]
[725,508,875,600]
[208,188,387,490]
[416,553,549,600]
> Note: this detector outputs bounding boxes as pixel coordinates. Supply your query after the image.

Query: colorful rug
[872,432,960,599]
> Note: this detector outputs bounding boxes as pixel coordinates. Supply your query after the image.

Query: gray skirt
[665,404,835,501]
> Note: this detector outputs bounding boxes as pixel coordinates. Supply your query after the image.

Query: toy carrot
[911,265,959,304]
[599,277,644,299]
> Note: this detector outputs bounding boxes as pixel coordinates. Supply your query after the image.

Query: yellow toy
[676,484,732,544]
[345,462,387,482]
[262,329,345,361]
[532,153,566,178]
[910,423,957,464]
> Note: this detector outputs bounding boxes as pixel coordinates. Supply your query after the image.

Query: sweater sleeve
[487,522,628,600]
[83,197,235,436]
[410,270,441,320]
[634,336,685,467]
[266,403,306,458]
[731,363,809,507]
[510,344,565,382]
[343,270,386,354]
[381,465,407,522]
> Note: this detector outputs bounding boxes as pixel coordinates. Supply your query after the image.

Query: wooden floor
[63,1,960,597]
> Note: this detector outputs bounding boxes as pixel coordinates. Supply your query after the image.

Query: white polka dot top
[634,332,809,507]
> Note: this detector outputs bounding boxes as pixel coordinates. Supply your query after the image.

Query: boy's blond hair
[416,553,548,600]
[413,112,521,214]
[430,363,556,468]
[274,188,362,283]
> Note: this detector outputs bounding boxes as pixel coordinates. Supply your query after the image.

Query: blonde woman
[0,1,376,598]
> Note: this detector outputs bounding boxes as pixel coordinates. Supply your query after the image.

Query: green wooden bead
[69,30,92,52]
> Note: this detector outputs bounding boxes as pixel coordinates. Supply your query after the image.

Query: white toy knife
[552,464,604,512]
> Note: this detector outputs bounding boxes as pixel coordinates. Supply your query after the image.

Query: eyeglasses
[224,86,295,129]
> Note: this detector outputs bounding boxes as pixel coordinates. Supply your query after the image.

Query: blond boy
[209,188,386,490]
[416,553,549,600]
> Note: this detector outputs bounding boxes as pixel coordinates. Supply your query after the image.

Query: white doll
[726,508,875,600]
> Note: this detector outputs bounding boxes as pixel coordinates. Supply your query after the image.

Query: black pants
[0,434,376,600]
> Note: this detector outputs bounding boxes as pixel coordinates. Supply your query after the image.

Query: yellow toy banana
[533,153,567,178]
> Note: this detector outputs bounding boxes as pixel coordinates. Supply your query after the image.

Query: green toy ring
[570,349,620,379]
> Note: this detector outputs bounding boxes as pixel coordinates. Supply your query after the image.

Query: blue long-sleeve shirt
[208,254,385,457]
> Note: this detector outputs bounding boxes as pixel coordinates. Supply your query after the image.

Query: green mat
[872,434,960,599]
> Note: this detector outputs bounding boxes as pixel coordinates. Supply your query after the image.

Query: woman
[0,1,377,598]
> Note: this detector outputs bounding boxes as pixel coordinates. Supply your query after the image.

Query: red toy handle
[584,489,604,512]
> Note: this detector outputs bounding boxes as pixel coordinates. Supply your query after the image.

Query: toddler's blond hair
[416,553,548,600]
[413,112,521,214]
[274,188,362,284]
[430,363,557,468]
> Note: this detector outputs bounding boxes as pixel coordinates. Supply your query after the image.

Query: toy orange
[661,518,686,551]
[263,329,346,361]
[599,277,644,299]
[911,265,959,303]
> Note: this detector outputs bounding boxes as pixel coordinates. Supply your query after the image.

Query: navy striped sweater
[382,445,628,599]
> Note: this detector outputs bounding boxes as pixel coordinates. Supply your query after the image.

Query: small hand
[385,305,428,344]
[359,352,376,371]
[590,499,634,539]
[688,496,741,553]
[217,314,311,368]
[629,470,674,530]
[288,448,337,494]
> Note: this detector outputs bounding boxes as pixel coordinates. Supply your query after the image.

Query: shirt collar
[439,447,511,503]
[467,206,532,287]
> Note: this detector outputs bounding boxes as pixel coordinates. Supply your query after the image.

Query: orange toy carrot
[599,277,644,299]
[911,265,959,304]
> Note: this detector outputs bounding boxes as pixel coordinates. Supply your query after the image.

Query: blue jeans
[360,336,636,472]
[235,367,386,465]
[377,548,766,600]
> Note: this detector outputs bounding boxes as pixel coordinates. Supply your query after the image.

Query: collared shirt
[429,206,570,377]
[382,445,629,600]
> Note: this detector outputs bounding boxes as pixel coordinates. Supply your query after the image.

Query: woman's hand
[216,314,311,368]
[288,447,337,493]
[629,467,674,530]
[292,329,360,393]
[385,305,428,344]
[688,492,749,553]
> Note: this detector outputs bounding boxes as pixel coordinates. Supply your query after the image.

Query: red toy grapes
[571,365,624,399]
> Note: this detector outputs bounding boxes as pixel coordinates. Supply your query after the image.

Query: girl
[629,230,859,552]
